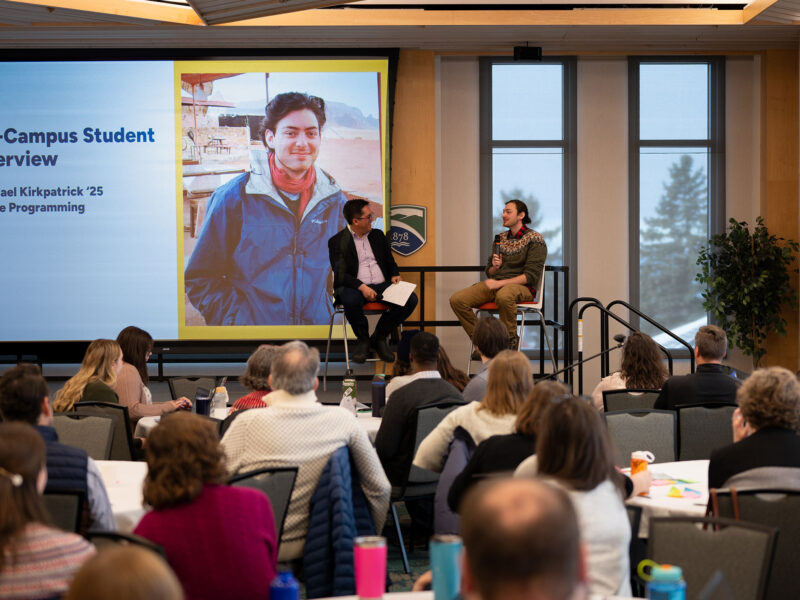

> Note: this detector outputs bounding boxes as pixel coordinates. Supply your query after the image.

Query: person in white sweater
[413,350,532,473]
[590,331,668,410]
[515,395,631,597]
[221,341,391,562]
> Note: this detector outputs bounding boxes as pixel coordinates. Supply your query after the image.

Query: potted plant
[696,217,798,368]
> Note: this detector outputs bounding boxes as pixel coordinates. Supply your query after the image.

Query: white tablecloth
[134,407,228,438]
[625,459,709,537]
[96,460,148,533]
[135,408,382,442]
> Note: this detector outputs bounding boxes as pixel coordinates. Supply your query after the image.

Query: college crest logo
[390,205,426,256]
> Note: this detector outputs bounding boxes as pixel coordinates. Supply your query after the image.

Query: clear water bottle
[270,571,300,600]
[212,385,228,413]
[646,564,686,600]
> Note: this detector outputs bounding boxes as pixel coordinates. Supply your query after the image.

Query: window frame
[478,55,577,301]
[628,56,725,347]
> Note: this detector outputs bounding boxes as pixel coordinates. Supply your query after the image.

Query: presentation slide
[0,58,390,342]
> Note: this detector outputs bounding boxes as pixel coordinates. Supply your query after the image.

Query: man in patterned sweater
[450,199,548,349]
[220,340,390,562]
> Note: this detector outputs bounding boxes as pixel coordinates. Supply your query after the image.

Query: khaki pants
[449,281,533,346]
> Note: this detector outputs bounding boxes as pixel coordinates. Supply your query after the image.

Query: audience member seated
[448,380,568,512]
[66,546,184,600]
[134,412,277,599]
[114,326,190,424]
[0,422,95,599]
[229,344,277,414]
[415,478,589,600]
[437,346,470,392]
[654,325,740,411]
[591,332,668,409]
[708,366,800,489]
[515,396,631,597]
[375,332,465,486]
[221,340,390,562]
[0,364,115,530]
[413,350,532,473]
[462,316,510,404]
[54,339,124,411]
[387,333,469,398]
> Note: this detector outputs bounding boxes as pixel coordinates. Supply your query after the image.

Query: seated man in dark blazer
[654,324,740,411]
[328,199,418,363]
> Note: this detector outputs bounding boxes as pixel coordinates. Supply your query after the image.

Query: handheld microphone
[613,334,627,344]
[492,234,501,257]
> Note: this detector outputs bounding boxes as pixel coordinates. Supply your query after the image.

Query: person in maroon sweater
[134,413,277,600]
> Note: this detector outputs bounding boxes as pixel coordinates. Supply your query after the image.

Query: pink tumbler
[354,536,387,599]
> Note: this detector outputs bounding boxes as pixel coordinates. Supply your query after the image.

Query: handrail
[567,296,684,395]
[605,299,695,373]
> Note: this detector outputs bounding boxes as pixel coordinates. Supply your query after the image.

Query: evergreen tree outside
[639,154,708,337]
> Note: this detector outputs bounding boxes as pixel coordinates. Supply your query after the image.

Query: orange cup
[630,450,654,475]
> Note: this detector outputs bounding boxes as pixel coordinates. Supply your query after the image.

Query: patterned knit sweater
[0,523,95,599]
[220,389,391,561]
[485,228,548,291]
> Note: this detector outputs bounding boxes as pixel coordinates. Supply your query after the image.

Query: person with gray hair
[221,340,391,562]
[708,366,800,488]
[654,324,740,411]
[228,344,279,414]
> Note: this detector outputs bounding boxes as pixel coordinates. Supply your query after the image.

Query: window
[480,58,577,345]
[629,58,725,348]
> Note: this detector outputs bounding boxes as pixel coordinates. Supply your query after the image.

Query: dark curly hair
[259,92,326,152]
[738,366,800,432]
[142,412,227,510]
[619,332,668,390]
[240,345,278,392]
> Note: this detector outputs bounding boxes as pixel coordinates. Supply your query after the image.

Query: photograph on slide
[178,62,388,337]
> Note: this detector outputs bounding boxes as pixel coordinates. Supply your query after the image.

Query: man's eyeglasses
[354,213,375,221]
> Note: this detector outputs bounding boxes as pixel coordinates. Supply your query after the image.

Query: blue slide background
[0,61,178,340]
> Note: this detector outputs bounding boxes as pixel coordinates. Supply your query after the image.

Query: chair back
[73,402,135,461]
[87,530,166,559]
[219,407,249,438]
[168,377,219,401]
[677,403,736,461]
[43,489,85,534]
[602,389,660,412]
[229,466,299,543]
[649,516,777,600]
[52,413,114,460]
[407,403,463,488]
[712,488,800,600]
[603,409,676,467]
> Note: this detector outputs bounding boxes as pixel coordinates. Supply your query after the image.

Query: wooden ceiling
[0,0,797,51]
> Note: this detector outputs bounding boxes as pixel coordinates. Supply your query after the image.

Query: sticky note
[667,486,683,498]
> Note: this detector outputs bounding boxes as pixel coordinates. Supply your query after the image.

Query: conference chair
[625,504,645,597]
[603,409,676,467]
[228,466,299,546]
[87,530,166,559]
[602,389,660,412]
[52,413,114,460]
[467,265,556,374]
[167,376,219,402]
[711,487,800,600]
[390,401,463,573]
[73,401,136,461]
[649,516,777,600]
[676,403,737,461]
[219,407,249,438]
[43,489,85,534]
[323,301,394,391]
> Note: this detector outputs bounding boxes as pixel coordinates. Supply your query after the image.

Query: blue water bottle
[372,374,386,417]
[270,571,300,600]
[641,561,686,600]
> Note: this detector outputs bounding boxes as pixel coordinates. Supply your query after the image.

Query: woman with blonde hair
[0,422,95,598]
[413,350,533,473]
[54,339,123,412]
[133,412,277,599]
